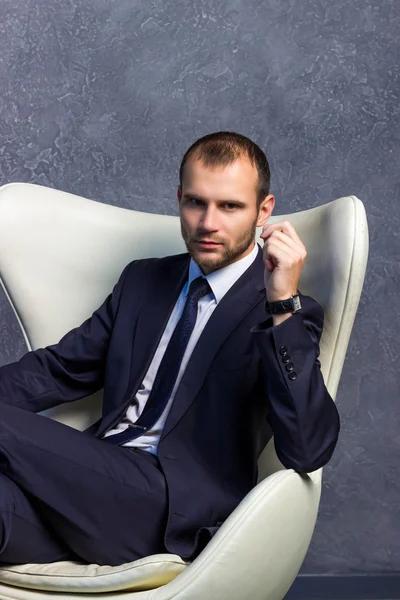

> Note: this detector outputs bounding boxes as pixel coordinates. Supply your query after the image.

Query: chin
[186,242,229,273]
[198,256,229,274]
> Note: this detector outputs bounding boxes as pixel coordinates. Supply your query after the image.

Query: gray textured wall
[0,0,399,575]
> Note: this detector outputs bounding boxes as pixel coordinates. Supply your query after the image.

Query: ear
[257,194,275,228]
[177,186,182,203]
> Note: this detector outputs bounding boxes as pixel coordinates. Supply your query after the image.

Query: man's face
[178,154,274,275]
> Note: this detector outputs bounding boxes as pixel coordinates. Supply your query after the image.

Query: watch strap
[265,294,301,315]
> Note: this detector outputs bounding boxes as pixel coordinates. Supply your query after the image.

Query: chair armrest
[154,469,322,600]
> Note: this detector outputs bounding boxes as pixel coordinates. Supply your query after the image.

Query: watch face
[293,295,301,312]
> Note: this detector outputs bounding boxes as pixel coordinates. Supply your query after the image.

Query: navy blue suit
[0,247,340,565]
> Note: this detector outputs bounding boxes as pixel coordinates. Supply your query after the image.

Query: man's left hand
[260,220,307,303]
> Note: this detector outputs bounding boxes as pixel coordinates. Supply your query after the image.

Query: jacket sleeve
[251,292,340,473]
[0,262,132,413]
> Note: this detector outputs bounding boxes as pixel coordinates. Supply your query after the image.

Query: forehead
[182,154,258,199]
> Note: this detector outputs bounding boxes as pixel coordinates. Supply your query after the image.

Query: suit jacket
[0,247,340,559]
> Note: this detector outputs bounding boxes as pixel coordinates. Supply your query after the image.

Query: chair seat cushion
[0,554,188,593]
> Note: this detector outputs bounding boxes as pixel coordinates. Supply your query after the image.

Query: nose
[200,205,219,232]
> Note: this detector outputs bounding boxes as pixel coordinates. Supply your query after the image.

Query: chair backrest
[0,183,368,479]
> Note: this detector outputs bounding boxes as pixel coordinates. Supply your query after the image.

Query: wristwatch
[265,293,302,315]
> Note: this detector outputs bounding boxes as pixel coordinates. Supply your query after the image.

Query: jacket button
[288,372,297,381]
[285,363,294,372]
[279,346,288,355]
[282,355,291,364]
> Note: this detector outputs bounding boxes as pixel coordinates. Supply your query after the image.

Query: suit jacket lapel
[160,246,266,441]
[127,254,190,400]
[97,254,191,438]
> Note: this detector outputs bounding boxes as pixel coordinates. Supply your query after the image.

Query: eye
[224,202,238,210]
[189,197,203,206]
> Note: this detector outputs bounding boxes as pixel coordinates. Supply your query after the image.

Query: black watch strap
[265,294,301,315]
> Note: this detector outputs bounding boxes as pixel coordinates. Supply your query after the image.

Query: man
[0,131,340,567]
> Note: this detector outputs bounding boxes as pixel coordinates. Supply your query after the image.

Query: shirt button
[139,383,145,391]
[288,372,297,381]
[279,346,288,355]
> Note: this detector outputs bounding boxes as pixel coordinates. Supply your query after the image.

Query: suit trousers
[0,402,168,566]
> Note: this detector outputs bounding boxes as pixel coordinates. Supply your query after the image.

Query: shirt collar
[186,242,261,304]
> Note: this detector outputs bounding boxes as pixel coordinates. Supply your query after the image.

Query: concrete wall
[0,0,399,574]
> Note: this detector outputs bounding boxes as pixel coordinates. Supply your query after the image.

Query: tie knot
[187,276,211,303]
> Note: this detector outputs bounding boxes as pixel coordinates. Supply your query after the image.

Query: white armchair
[0,183,368,600]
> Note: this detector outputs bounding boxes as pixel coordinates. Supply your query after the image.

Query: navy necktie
[104,276,212,446]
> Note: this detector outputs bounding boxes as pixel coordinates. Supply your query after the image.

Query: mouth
[195,240,223,249]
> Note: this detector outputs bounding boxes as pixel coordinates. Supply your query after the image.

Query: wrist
[267,290,298,303]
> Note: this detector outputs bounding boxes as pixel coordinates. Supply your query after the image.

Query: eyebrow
[182,193,246,206]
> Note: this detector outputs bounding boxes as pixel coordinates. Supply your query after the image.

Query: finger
[264,239,302,265]
[261,220,302,246]
[278,221,303,246]
[260,222,286,239]
[266,230,306,258]
[264,257,274,272]
[263,241,294,273]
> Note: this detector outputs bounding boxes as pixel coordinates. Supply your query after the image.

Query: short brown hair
[179,131,271,207]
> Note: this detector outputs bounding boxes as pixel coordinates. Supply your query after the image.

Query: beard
[180,216,258,274]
